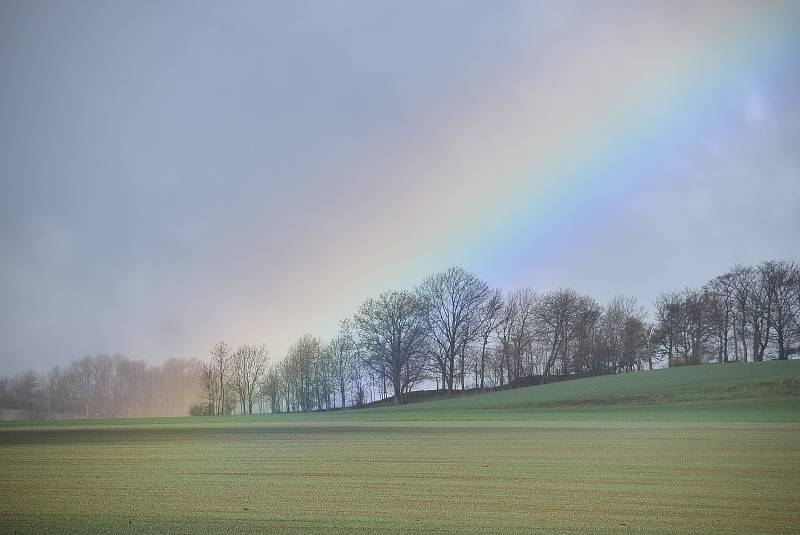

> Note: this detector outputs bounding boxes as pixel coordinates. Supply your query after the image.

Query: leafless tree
[730,265,755,362]
[209,341,231,415]
[326,321,360,409]
[749,264,774,362]
[353,290,429,404]
[474,289,504,390]
[705,273,736,363]
[230,344,269,414]
[285,335,322,412]
[536,289,592,377]
[418,267,491,392]
[654,291,684,367]
[505,288,538,382]
[199,361,218,415]
[763,260,798,359]
[259,366,282,413]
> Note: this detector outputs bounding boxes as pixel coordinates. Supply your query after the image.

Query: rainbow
[245,1,800,354]
[367,1,800,288]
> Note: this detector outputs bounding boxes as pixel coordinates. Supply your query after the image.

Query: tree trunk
[460,352,465,392]
[777,330,786,360]
[447,354,455,392]
[739,318,748,362]
[480,338,488,390]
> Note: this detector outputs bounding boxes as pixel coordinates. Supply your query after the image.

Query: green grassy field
[1,361,799,533]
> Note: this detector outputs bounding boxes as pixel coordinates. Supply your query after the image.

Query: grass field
[1,361,799,533]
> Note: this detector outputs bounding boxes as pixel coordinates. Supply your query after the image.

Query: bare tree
[764,260,798,359]
[749,264,774,362]
[353,290,429,405]
[327,321,360,409]
[730,265,755,362]
[536,289,588,377]
[654,291,683,367]
[506,288,538,382]
[209,341,231,415]
[199,361,218,415]
[259,366,281,413]
[475,289,504,390]
[418,267,491,392]
[230,344,268,414]
[706,273,736,363]
[285,335,322,412]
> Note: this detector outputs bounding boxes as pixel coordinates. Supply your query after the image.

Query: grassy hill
[397,360,800,409]
[352,360,800,422]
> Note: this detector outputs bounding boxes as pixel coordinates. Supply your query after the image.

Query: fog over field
[1,0,799,376]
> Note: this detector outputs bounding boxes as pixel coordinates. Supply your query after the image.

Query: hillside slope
[395,360,800,412]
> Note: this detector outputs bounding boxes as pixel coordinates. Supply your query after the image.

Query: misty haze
[1,1,798,534]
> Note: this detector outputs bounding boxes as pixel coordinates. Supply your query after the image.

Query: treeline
[0,355,202,419]
[199,260,800,414]
[2,260,797,419]
[656,262,798,365]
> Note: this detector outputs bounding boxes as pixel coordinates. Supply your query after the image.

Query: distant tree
[475,289,504,390]
[354,383,366,408]
[286,335,322,412]
[326,321,360,409]
[260,366,281,413]
[502,288,538,382]
[199,361,218,415]
[764,260,799,359]
[231,344,269,415]
[311,345,333,411]
[0,376,9,412]
[570,297,602,375]
[354,291,429,405]
[730,265,755,362]
[654,291,684,367]
[705,274,736,363]
[10,370,40,412]
[189,403,207,416]
[210,341,231,415]
[742,265,772,362]
[418,267,491,392]
[536,289,592,377]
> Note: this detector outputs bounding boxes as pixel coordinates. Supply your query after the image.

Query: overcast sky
[1,1,799,374]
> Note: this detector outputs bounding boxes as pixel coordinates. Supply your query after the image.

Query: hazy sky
[1,1,799,374]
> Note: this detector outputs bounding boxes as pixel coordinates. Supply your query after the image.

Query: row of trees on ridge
[2,260,797,418]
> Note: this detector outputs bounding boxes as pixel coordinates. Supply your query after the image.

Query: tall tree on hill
[705,273,736,363]
[654,291,683,367]
[537,289,589,377]
[354,290,429,405]
[764,260,798,359]
[418,267,492,392]
[506,288,538,381]
[475,289,505,390]
[683,289,714,365]
[730,265,755,362]
[749,264,774,362]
